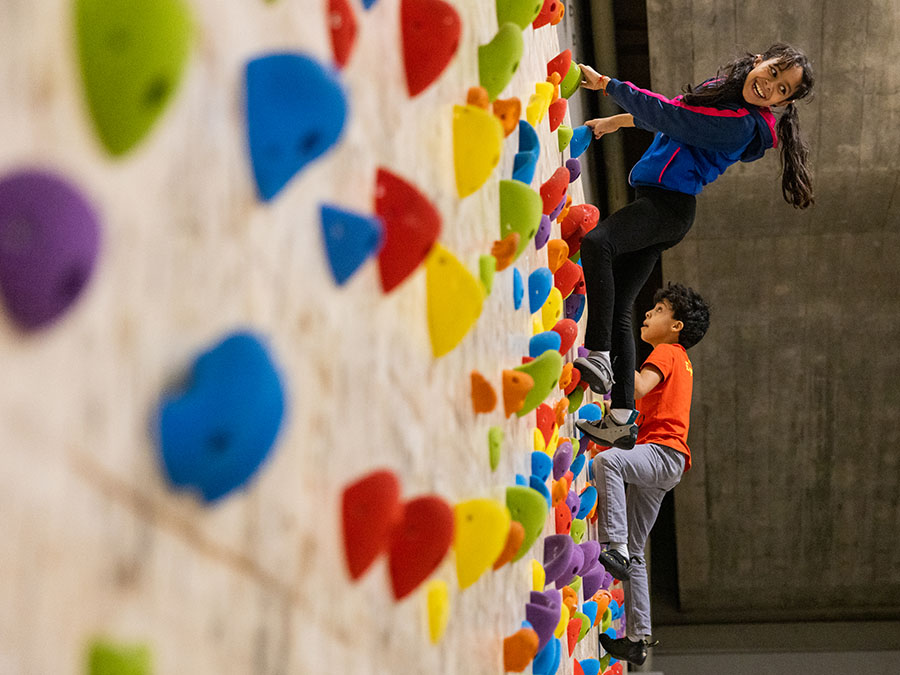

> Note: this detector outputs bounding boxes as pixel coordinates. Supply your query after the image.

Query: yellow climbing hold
[426,244,485,358]
[554,603,570,638]
[532,314,544,335]
[545,424,559,456]
[426,580,450,644]
[454,498,511,589]
[453,104,504,198]
[531,558,546,591]
[533,427,546,454]
[541,287,563,330]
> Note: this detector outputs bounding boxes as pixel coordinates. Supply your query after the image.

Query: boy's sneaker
[575,411,638,450]
[573,353,614,394]
[597,548,632,580]
[599,634,658,666]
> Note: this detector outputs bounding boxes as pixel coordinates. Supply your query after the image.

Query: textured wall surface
[0,1,602,673]
[643,0,900,620]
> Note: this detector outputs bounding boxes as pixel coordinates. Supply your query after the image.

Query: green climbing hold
[478,23,524,101]
[480,254,497,295]
[574,611,591,641]
[513,349,563,416]
[569,518,586,543]
[76,0,193,156]
[567,385,584,412]
[568,575,582,594]
[489,426,503,471]
[560,61,582,99]
[496,0,544,29]
[88,640,152,675]
[499,179,543,260]
[506,485,549,561]
[557,124,573,152]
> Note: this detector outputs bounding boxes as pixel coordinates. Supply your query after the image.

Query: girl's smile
[742,57,803,107]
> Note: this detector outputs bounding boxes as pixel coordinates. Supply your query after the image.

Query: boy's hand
[585,116,621,139]
[578,64,610,91]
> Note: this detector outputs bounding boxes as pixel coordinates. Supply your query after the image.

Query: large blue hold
[529,330,561,358]
[512,120,539,184]
[578,403,603,422]
[529,475,552,509]
[528,267,553,314]
[246,53,347,202]
[532,637,561,675]
[579,658,601,675]
[576,485,597,519]
[320,204,383,285]
[157,332,286,503]
[569,125,592,159]
[531,451,552,482]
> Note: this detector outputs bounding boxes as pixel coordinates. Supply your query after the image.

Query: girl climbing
[573,43,814,449]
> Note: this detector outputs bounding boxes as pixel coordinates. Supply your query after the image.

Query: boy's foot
[573,353,614,394]
[599,634,658,666]
[575,413,638,450]
[597,548,632,580]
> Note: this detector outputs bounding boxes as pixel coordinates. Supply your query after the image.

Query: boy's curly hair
[653,282,710,349]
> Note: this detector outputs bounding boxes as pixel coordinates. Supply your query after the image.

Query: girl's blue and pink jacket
[605,77,779,195]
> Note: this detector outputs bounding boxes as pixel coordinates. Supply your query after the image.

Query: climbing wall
[0,1,627,673]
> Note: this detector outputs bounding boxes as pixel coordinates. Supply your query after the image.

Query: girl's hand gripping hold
[578,64,610,92]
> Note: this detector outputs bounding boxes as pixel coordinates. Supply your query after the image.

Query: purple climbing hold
[565,158,581,182]
[577,540,601,576]
[581,565,607,599]
[526,602,560,651]
[552,440,573,480]
[542,534,575,583]
[0,169,100,331]
[554,543,583,588]
[534,214,551,250]
[548,193,567,221]
[565,292,585,322]
[530,589,562,609]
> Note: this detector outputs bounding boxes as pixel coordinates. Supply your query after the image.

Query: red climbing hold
[536,403,555,445]
[374,168,441,293]
[547,49,572,81]
[533,0,560,29]
[328,0,358,69]
[552,319,578,354]
[555,502,572,534]
[566,617,581,656]
[388,495,455,599]
[560,204,599,240]
[539,167,569,215]
[342,469,403,580]
[554,260,584,299]
[548,97,567,132]
[401,0,462,97]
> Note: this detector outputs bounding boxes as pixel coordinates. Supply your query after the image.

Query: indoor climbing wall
[0,1,626,674]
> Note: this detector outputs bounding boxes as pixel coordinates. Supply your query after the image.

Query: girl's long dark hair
[681,43,816,209]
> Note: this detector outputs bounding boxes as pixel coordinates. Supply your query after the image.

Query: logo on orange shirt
[685,359,693,376]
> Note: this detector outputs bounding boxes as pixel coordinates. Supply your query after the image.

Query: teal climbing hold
[76,0,193,156]
[576,486,597,519]
[578,403,603,422]
[320,204,383,285]
[579,658,601,675]
[512,120,540,184]
[478,23,524,101]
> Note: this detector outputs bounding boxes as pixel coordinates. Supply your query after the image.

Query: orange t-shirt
[635,342,694,471]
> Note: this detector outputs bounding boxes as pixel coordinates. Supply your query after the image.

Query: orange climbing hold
[551,479,568,507]
[564,366,581,395]
[562,585,578,615]
[558,362,573,390]
[547,239,569,273]
[491,231,520,271]
[556,195,573,223]
[470,370,497,413]
[554,397,568,427]
[467,85,490,109]
[492,97,521,137]
[502,369,535,417]
[493,520,525,570]
[503,627,540,672]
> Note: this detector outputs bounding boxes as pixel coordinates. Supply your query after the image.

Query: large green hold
[88,640,152,675]
[560,61,582,99]
[506,485,548,561]
[478,23,523,101]
[499,179,543,259]
[496,0,544,29]
[76,0,193,156]
[514,350,563,416]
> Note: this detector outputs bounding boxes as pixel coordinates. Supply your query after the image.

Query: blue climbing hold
[564,292,585,322]
[528,267,553,314]
[578,403,603,422]
[576,485,597,519]
[570,453,586,477]
[529,475,552,509]
[361,0,378,8]
[320,204,383,285]
[529,330,562,358]
[515,473,528,487]
[569,125,592,159]
[581,601,598,629]
[512,120,539,184]
[246,53,347,202]
[513,267,524,310]
[579,658,601,675]
[157,331,286,503]
[531,451,552,482]
[532,636,561,675]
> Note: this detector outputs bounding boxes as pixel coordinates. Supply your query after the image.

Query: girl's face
[742,56,803,107]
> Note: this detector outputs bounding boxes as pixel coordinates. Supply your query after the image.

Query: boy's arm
[634,364,664,400]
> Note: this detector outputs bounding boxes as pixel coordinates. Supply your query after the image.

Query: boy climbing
[577,283,710,666]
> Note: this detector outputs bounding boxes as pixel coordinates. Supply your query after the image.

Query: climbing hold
[536,403,555,446]
[426,244,484,357]
[546,239,569,274]
[559,61,582,99]
[551,480,567,507]
[565,490,580,520]
[493,520,525,570]
[513,120,540,184]
[546,49,572,81]
[559,363,574,390]
[570,453,585,476]
[526,603,560,653]
[478,23,524,101]
[246,53,347,201]
[374,168,441,292]
[532,0,560,28]
[492,97,522,137]
[569,518,586,543]
[561,205,600,245]
[548,98,567,132]
[513,349,563,416]
[327,0,358,68]
[502,369,534,417]
[513,267,524,309]
[532,558,547,591]
[491,232,520,273]
[581,566,608,600]
[528,268,553,314]
[425,580,450,643]
[551,319,578,354]
[557,124,573,151]
[454,498,511,589]
[547,71,562,99]
[548,193,568,222]
[88,639,152,675]
[535,214,552,249]
[157,332,285,503]
[506,485,549,561]
[567,385,584,412]
[470,370,497,414]
[532,637,561,675]
[553,441,573,480]
[466,85,491,109]
[566,158,581,182]
[564,292,585,322]
[569,125,592,158]
[543,534,575,584]
[76,0,192,156]
[578,403,604,422]
[479,254,496,294]
[319,204,383,286]
[553,399,568,429]
[541,287,563,330]
[529,476,551,508]
[489,426,504,470]
[0,170,100,331]
[566,617,581,657]
[361,0,379,8]
[550,1,565,25]
[525,82,553,125]
[529,331,562,358]
[579,658,601,675]
[503,626,540,672]
[554,603,571,639]
[497,0,544,29]
[401,0,462,96]
[554,259,584,299]
[554,502,571,534]
[341,469,403,579]
[576,486,597,519]
[531,451,553,482]
[539,168,570,216]
[581,601,598,629]
[388,495,455,600]
[500,180,543,259]
[453,104,504,198]
[553,544,584,590]
[577,541,601,576]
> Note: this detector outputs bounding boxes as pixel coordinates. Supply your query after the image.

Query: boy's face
[640,299,683,346]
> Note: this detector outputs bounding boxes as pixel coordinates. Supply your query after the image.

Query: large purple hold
[542,534,575,583]
[0,170,100,331]
[581,565,607,599]
[577,541,601,576]
[554,544,584,589]
[525,602,560,652]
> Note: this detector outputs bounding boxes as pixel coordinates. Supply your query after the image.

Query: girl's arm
[634,364,663,400]
[585,114,634,139]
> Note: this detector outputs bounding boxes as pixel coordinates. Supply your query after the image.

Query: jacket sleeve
[606,78,759,153]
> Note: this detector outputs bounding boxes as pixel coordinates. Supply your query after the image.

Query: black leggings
[579,186,696,409]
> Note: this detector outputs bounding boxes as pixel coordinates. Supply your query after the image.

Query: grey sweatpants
[592,443,685,639]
